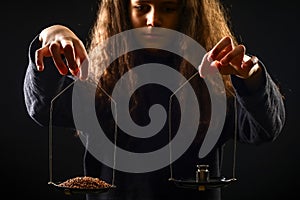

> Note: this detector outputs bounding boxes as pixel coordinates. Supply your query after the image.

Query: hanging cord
[49,78,78,183]
[229,90,238,180]
[98,87,118,186]
[168,71,238,181]
[168,72,199,179]
[48,78,118,186]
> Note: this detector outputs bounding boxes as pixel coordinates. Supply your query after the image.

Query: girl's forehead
[131,0,181,3]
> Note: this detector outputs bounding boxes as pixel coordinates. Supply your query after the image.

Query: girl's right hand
[35,24,88,80]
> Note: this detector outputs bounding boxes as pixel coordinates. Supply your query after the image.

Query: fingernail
[207,53,213,62]
[251,56,259,65]
[210,61,217,67]
[37,65,43,71]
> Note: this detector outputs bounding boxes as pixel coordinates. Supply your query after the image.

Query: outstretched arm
[201,36,286,144]
[23,25,88,128]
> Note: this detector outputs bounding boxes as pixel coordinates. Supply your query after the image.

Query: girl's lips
[143,34,163,39]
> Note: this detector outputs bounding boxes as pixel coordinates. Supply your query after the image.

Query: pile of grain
[58,176,111,189]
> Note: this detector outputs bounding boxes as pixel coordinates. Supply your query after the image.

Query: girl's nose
[146,8,162,27]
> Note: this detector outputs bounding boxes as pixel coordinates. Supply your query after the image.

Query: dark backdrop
[3,1,299,200]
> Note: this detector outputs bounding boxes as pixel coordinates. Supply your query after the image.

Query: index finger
[209,36,233,61]
[35,46,51,71]
[61,40,80,76]
[74,40,89,80]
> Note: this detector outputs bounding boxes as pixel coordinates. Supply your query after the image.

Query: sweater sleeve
[231,61,286,144]
[23,35,76,128]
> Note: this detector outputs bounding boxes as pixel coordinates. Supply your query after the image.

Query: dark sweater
[23,36,285,200]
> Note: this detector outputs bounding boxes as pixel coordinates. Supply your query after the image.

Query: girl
[24,0,285,199]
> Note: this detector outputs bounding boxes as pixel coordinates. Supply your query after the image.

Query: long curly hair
[86,0,237,124]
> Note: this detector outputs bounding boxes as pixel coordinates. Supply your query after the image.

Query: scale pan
[48,177,116,195]
[169,177,237,191]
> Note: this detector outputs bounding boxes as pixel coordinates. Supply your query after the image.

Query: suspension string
[49,78,78,183]
[168,70,239,181]
[232,95,238,179]
[224,87,238,180]
[49,78,118,186]
[168,71,199,179]
[112,102,117,186]
[99,87,117,186]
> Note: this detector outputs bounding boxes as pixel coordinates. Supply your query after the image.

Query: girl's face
[129,0,181,30]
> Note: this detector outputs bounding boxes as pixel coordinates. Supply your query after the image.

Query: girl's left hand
[207,36,261,80]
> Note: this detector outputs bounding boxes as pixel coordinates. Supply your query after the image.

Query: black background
[3,0,299,199]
